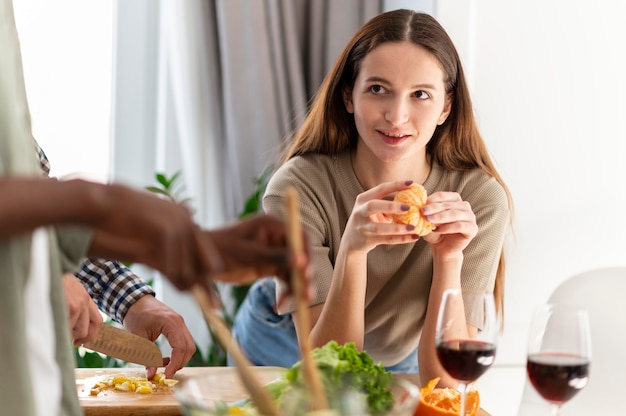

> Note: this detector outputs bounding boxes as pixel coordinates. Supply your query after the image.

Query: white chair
[517,266,626,415]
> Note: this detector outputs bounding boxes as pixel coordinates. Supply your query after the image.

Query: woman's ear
[343,87,354,114]
[437,94,452,125]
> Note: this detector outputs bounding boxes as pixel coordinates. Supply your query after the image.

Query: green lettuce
[264,341,393,414]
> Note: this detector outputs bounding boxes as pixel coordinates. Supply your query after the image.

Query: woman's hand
[343,180,420,253]
[420,191,478,258]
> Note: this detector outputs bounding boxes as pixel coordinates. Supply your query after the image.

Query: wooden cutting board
[76,366,286,416]
[76,367,491,416]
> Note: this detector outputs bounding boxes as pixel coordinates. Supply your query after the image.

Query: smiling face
[344,41,451,168]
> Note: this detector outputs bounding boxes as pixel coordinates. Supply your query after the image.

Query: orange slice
[413,377,480,416]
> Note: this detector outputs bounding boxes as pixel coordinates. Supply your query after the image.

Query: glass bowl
[174,369,420,416]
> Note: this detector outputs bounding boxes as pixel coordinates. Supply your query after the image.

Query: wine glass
[435,288,499,416]
[526,304,592,415]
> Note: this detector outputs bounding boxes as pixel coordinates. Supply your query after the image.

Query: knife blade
[82,324,164,368]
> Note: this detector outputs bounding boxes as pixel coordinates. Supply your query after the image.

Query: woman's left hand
[421,191,478,258]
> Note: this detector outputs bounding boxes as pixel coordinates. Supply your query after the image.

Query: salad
[217,341,394,415]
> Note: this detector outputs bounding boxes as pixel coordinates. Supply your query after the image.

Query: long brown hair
[281,9,513,318]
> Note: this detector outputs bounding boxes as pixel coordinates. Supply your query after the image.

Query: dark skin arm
[0,177,101,239]
[0,177,312,292]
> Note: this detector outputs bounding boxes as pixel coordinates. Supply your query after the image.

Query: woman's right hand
[342,180,420,253]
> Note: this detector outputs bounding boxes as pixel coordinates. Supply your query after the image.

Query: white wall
[438,0,626,366]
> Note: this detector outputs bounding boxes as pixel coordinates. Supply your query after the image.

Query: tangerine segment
[391,184,434,236]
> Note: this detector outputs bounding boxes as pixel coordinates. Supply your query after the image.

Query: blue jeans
[229,278,419,373]
[230,278,300,367]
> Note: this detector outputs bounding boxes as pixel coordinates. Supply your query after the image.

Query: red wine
[526,353,589,404]
[436,340,496,382]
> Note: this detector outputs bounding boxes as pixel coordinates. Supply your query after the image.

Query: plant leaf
[80,351,104,368]
[156,173,169,188]
[169,171,182,185]
[145,186,170,197]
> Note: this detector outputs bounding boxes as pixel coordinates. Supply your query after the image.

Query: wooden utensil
[191,285,279,416]
[284,187,329,410]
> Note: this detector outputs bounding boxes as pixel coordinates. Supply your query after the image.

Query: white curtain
[110,0,387,357]
[112,0,383,223]
[216,0,385,216]
[155,0,225,228]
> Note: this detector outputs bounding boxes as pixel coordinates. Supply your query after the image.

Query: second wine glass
[435,288,499,416]
[526,304,591,416]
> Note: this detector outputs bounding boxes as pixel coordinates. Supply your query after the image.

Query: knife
[82,323,164,368]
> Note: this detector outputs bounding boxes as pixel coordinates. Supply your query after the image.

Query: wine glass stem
[552,404,561,416]
[459,382,467,416]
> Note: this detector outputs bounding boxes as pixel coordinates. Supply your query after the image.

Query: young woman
[232,9,512,387]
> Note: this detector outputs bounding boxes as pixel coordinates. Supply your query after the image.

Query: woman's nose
[384,98,409,125]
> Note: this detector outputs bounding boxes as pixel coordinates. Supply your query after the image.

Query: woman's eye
[414,90,429,100]
[369,85,387,94]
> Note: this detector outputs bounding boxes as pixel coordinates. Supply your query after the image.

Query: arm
[1,177,311,299]
[0,177,101,239]
[0,177,205,285]
[418,187,507,387]
[417,191,478,387]
[75,259,196,378]
[0,177,218,287]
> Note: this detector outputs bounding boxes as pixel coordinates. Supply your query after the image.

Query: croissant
[391,183,434,236]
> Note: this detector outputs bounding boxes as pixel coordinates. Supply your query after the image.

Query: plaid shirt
[35,140,155,323]
[74,258,155,323]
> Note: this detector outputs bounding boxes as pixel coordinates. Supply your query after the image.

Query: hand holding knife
[82,323,164,368]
